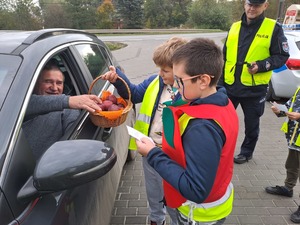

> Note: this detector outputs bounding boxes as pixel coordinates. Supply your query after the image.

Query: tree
[168,0,192,27]
[188,0,231,30]
[0,0,43,30]
[144,0,169,28]
[64,0,98,29]
[43,3,71,28]
[96,0,115,29]
[144,0,192,28]
[0,1,15,29]
[115,0,144,28]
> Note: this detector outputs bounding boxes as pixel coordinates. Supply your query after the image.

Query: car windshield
[0,55,21,109]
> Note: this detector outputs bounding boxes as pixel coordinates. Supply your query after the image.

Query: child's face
[158,66,174,85]
[173,62,200,101]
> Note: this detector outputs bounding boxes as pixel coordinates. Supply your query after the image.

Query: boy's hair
[153,37,188,68]
[171,38,223,86]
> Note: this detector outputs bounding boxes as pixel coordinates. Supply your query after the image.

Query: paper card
[271,101,288,112]
[126,126,154,143]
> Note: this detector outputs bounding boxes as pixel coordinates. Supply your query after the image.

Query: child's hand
[286,112,300,121]
[101,66,118,83]
[271,105,280,114]
[136,137,156,157]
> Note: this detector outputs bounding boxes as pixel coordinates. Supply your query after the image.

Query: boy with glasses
[136,38,239,225]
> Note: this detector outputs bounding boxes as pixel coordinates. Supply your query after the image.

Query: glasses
[174,74,214,87]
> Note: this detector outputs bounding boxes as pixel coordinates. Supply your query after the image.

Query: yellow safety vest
[281,87,300,147]
[224,18,276,86]
[129,77,160,150]
[177,114,234,222]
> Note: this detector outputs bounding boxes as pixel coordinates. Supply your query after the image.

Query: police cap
[246,0,267,4]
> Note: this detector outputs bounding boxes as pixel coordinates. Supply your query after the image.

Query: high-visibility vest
[129,76,160,150]
[281,87,300,147]
[162,102,239,222]
[224,18,276,86]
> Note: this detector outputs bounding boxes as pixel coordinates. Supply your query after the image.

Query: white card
[271,101,288,112]
[126,126,154,143]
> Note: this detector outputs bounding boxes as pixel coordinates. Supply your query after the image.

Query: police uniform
[219,0,290,164]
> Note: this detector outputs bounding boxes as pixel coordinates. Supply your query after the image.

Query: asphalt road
[107,33,299,225]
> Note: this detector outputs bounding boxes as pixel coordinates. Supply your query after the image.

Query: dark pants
[229,95,265,158]
[285,149,300,190]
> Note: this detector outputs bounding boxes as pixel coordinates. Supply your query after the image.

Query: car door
[68,42,134,164]
[51,42,135,225]
[0,41,132,225]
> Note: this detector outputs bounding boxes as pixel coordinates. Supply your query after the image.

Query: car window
[75,44,111,77]
[0,55,22,109]
[74,44,111,93]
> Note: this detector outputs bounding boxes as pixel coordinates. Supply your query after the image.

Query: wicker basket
[88,75,133,128]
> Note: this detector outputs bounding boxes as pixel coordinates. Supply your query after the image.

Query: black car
[0,29,136,225]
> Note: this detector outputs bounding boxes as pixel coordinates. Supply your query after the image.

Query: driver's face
[34,69,64,95]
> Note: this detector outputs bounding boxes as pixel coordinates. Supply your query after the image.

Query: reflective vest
[129,77,160,150]
[281,87,300,147]
[162,102,239,222]
[224,18,276,86]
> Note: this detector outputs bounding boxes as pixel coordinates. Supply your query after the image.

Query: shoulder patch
[266,61,271,71]
[282,41,289,53]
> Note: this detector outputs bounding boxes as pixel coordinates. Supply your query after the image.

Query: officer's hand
[248,62,258,74]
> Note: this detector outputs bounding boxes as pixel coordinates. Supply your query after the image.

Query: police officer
[219,0,290,164]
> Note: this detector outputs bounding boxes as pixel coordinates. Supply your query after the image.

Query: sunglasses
[174,74,214,87]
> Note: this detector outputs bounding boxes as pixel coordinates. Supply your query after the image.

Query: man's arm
[26,94,69,118]
[26,94,102,119]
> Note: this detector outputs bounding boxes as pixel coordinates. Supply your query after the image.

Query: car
[266,29,300,101]
[0,28,136,225]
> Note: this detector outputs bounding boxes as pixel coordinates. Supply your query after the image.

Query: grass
[104,41,128,51]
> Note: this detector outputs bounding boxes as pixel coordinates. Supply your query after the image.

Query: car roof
[0,28,100,54]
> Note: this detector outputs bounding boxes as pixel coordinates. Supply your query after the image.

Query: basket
[88,75,133,128]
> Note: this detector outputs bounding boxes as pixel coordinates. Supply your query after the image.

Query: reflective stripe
[136,113,151,124]
[180,183,234,223]
[182,183,233,209]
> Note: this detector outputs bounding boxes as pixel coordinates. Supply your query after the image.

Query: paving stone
[237,215,263,224]
[261,216,288,225]
[244,207,270,215]
[251,200,275,207]
[267,207,292,215]
[125,216,147,224]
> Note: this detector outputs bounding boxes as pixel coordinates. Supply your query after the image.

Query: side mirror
[18,140,116,202]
